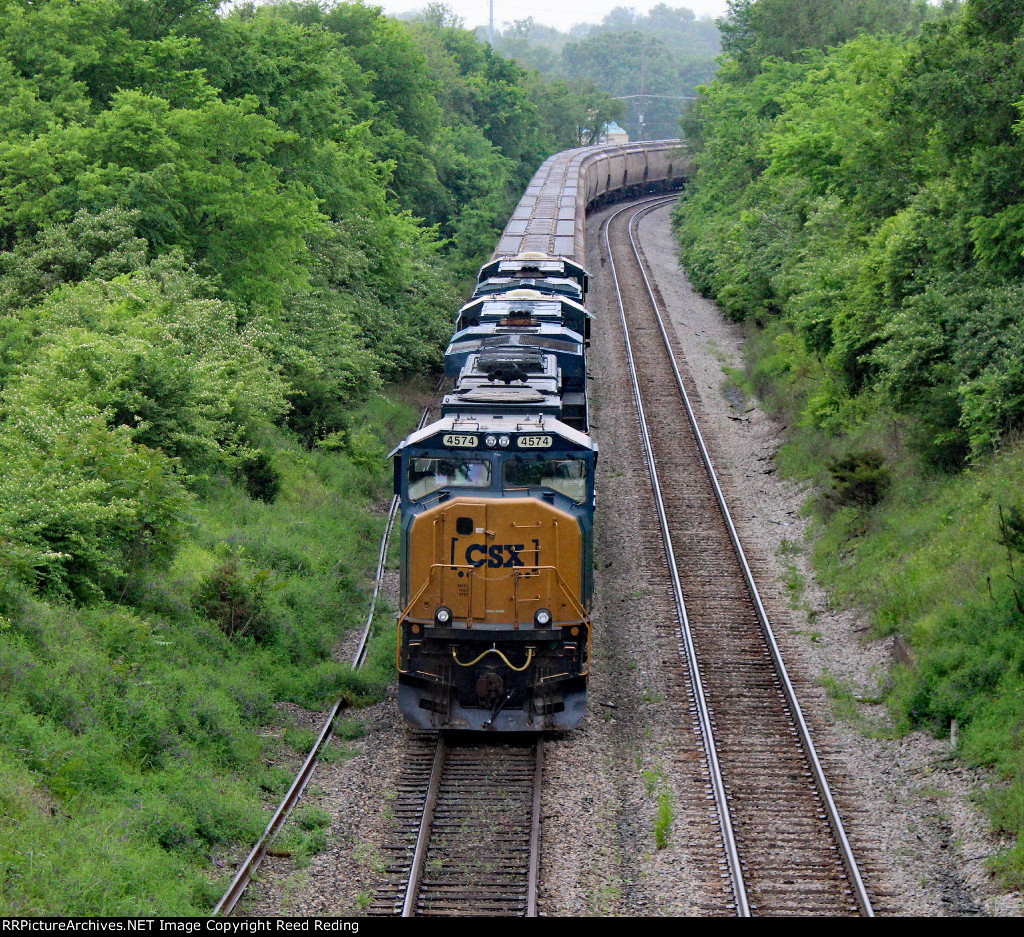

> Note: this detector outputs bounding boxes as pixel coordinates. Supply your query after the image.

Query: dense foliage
[675,0,1024,883]
[490,5,720,141]
[0,0,611,913]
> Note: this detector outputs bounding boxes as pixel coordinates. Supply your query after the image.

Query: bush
[0,401,189,599]
[237,451,281,503]
[824,450,890,509]
[6,265,290,479]
[194,554,281,645]
[0,207,148,316]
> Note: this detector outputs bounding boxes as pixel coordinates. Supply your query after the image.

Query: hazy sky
[376,1,728,34]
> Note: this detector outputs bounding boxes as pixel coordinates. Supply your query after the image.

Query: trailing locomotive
[391,140,688,732]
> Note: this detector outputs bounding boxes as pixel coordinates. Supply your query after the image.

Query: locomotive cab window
[407,457,492,500]
[503,456,588,503]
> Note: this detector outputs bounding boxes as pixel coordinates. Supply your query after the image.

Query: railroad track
[213,386,546,920]
[604,197,874,916]
[367,735,542,917]
[217,195,878,917]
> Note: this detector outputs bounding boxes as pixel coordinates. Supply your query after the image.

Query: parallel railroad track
[604,197,874,916]
[367,735,542,917]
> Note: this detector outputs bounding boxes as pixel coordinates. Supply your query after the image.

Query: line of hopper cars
[389,141,687,731]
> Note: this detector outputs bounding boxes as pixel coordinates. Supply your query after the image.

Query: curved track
[605,197,874,916]
[217,193,877,918]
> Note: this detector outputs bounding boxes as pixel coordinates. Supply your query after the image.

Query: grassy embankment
[0,393,415,915]
[0,0,620,914]
[732,321,1024,884]
[672,0,1024,884]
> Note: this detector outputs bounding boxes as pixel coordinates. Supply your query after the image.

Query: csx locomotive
[391,253,596,730]
[390,140,688,731]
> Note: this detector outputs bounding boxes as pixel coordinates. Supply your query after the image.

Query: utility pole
[488,0,494,45]
[638,44,646,141]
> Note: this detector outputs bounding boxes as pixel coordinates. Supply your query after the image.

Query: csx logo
[465,543,525,568]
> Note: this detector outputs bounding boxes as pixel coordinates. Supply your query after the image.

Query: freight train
[390,141,687,731]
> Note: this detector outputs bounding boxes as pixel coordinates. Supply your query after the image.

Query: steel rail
[401,735,447,917]
[212,690,351,916]
[622,198,874,917]
[526,740,543,917]
[604,196,750,916]
[399,736,543,917]
[214,402,433,916]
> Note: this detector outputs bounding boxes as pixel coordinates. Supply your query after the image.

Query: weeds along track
[351,403,435,670]
[367,734,542,916]
[215,402,437,915]
[605,198,874,916]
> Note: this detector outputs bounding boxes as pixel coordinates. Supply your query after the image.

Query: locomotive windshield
[407,457,492,500]
[503,456,588,503]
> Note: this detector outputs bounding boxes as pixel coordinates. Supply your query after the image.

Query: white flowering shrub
[4,263,289,479]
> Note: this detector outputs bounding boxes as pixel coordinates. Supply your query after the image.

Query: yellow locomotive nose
[403,496,586,630]
[397,493,592,731]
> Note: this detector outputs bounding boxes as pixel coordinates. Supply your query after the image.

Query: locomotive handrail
[396,561,591,641]
[400,562,591,621]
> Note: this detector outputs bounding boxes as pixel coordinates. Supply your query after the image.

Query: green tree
[718,0,933,78]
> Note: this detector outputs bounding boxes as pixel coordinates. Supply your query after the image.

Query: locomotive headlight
[485,434,498,448]
[498,434,511,448]
[534,608,552,627]
[434,606,453,626]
